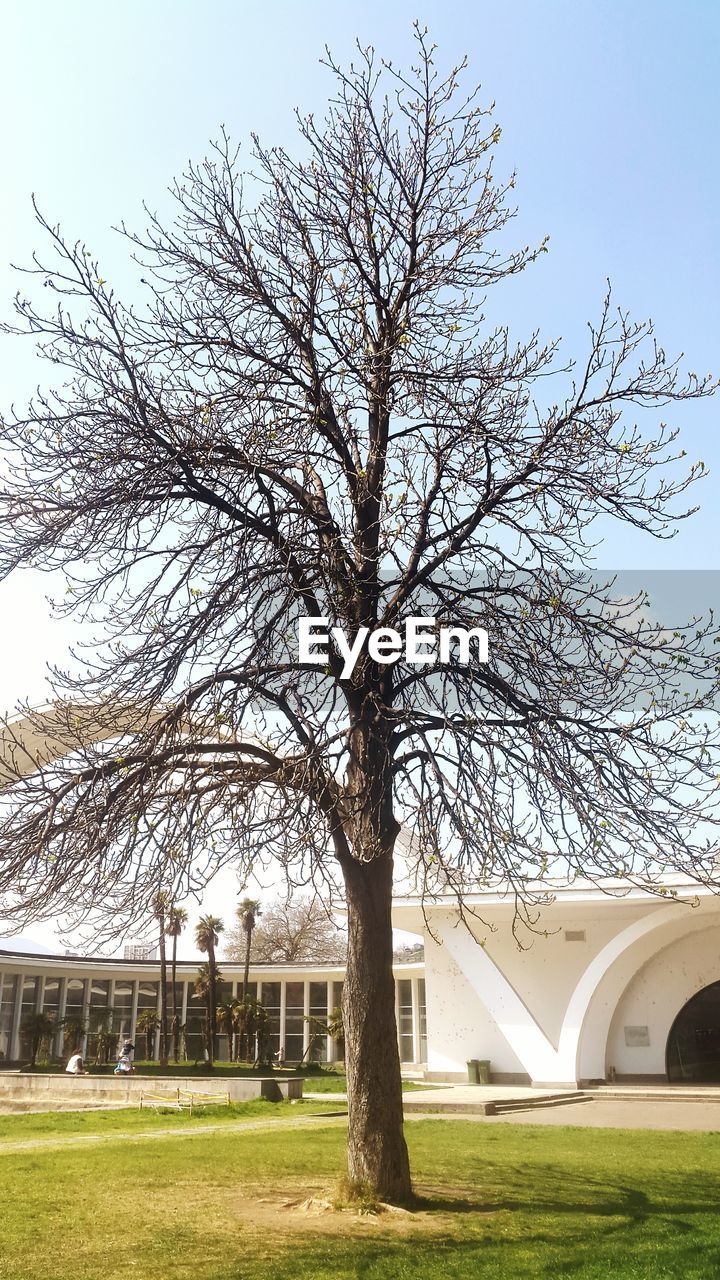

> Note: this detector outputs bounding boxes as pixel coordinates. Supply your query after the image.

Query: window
[309,982,328,1063]
[397,979,414,1063]
[284,982,304,1063]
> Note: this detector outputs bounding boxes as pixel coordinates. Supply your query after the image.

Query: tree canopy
[0,26,717,1198]
[224,895,347,964]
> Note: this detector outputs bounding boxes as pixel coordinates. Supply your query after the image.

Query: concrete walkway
[3,1096,720,1158]
[305,1084,590,1116]
[482,1098,720,1130]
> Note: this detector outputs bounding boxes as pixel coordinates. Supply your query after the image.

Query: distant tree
[230,992,269,1064]
[136,1008,160,1061]
[393,941,424,963]
[152,892,169,1068]
[60,1016,87,1059]
[236,899,261,999]
[225,896,347,965]
[89,1013,115,1065]
[194,961,223,1063]
[166,904,188,1063]
[196,919,223,1060]
[195,915,223,1065]
[216,998,237,1062]
[21,1011,58,1067]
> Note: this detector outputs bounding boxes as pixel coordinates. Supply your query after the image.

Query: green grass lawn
[0,1096,341,1141]
[0,1113,718,1279]
[1,1111,717,1280]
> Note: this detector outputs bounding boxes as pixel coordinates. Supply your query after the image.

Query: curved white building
[2,875,719,1086]
[393,875,720,1086]
[0,948,426,1069]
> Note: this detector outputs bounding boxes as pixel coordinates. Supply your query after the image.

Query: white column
[180,981,189,1061]
[279,981,287,1054]
[129,980,139,1051]
[81,979,90,1057]
[56,977,68,1057]
[326,980,334,1064]
[411,976,421,1065]
[154,981,162,1061]
[9,974,24,1061]
[36,976,46,1014]
[302,981,311,1059]
[394,978,401,1061]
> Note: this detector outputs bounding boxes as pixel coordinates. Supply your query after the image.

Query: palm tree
[60,1014,87,1059]
[193,965,211,1062]
[152,892,170,1069]
[194,915,224,1066]
[21,1011,58,1067]
[237,898,261,999]
[89,1013,115,1065]
[216,999,237,1063]
[136,1008,160,1061]
[194,962,222,1065]
[166,904,188,1062]
[232,993,270,1065]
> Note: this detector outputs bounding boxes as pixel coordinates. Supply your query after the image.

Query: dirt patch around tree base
[247,1182,498,1236]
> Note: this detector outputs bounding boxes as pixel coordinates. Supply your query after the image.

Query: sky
[0,0,718,955]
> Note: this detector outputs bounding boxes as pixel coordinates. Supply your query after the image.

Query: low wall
[0,1072,303,1106]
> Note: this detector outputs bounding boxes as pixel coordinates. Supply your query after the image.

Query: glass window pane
[65,979,85,1010]
[0,975,19,1059]
[42,978,62,1013]
[398,979,414,1063]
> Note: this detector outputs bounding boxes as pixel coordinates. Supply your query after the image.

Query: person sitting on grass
[65,1050,86,1074]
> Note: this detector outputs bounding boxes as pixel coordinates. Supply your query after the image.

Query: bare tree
[224,895,347,965]
[0,28,719,1200]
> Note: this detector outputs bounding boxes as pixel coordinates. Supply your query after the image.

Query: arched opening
[666,982,720,1083]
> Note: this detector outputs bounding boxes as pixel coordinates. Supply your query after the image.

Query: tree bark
[171,934,179,1063]
[158,925,168,1069]
[243,926,251,999]
[341,850,412,1203]
[208,941,217,1067]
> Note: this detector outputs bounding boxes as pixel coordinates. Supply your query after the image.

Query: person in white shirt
[65,1051,85,1074]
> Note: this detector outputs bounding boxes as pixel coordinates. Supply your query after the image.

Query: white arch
[0,702,157,789]
[439,896,720,1085]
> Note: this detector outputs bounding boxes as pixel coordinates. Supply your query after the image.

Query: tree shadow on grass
[412,1164,718,1230]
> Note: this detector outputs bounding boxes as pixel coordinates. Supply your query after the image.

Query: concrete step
[588,1086,720,1104]
[489,1092,593,1115]
[402,1090,592,1116]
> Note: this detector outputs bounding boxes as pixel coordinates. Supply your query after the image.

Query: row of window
[0,972,427,1064]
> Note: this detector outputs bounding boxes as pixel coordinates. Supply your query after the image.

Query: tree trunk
[171,935,179,1063]
[208,943,216,1067]
[158,926,168,1069]
[243,927,251,998]
[341,850,412,1204]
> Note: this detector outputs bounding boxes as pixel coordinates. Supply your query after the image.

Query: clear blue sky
[0,1,718,949]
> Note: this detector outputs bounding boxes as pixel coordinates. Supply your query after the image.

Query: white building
[2,875,719,1085]
[394,875,720,1086]
[0,948,425,1068]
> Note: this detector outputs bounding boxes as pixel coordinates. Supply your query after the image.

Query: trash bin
[466,1058,480,1084]
[476,1059,491,1085]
